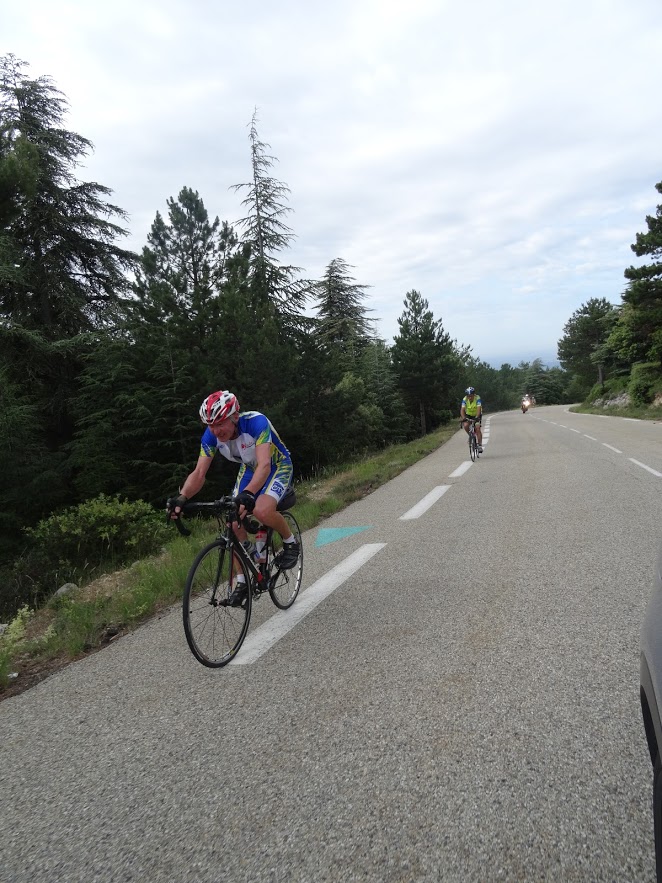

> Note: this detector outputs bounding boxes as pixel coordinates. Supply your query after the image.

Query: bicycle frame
[175,498,282,597]
[176,494,303,666]
[205,508,275,597]
[464,417,480,461]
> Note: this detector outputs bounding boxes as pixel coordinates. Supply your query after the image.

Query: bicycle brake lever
[173,518,191,537]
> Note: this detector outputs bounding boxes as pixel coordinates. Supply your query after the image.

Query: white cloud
[4,0,662,365]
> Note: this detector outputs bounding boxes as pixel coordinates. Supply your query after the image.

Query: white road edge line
[603,443,622,454]
[629,458,662,478]
[230,543,387,665]
[569,428,581,433]
[449,462,472,478]
[399,485,451,520]
[584,435,597,440]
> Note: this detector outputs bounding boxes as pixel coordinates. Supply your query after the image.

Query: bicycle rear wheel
[183,540,252,667]
[268,512,303,610]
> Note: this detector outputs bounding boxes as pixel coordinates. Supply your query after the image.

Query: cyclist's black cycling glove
[235,491,256,513]
[167,494,188,519]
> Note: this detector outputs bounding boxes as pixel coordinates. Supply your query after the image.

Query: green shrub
[586,376,628,404]
[0,605,32,684]
[628,362,662,406]
[2,495,169,620]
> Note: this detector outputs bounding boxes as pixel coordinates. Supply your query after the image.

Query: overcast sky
[5,0,662,367]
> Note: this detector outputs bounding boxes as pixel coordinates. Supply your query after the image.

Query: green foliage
[522,359,567,405]
[585,376,628,404]
[313,258,375,373]
[231,110,310,320]
[0,55,137,336]
[26,494,169,573]
[622,181,662,362]
[0,54,138,561]
[0,605,32,684]
[563,374,593,403]
[3,495,169,620]
[392,290,462,434]
[627,361,661,406]
[557,298,617,386]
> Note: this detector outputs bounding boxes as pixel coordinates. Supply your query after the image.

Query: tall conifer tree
[391,290,459,435]
[231,111,310,322]
[314,257,375,373]
[0,54,137,532]
[621,180,662,362]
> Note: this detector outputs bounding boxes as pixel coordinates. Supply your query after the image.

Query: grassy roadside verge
[568,404,662,421]
[0,424,456,699]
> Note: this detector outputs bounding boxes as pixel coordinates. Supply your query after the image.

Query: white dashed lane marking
[399,486,451,520]
[629,459,662,478]
[230,543,387,665]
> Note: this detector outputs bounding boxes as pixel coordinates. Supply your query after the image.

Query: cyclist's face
[209,416,237,441]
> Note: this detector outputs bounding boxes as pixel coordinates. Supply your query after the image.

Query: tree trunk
[419,400,426,435]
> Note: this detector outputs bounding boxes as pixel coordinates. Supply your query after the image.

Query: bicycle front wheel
[183,540,252,667]
[470,436,477,462]
[268,512,303,610]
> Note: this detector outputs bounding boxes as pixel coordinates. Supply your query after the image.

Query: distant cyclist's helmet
[465,387,475,395]
[199,390,240,425]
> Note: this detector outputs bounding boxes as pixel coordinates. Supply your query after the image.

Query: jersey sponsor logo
[271,480,285,496]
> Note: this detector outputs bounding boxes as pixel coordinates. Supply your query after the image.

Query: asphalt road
[2,405,661,882]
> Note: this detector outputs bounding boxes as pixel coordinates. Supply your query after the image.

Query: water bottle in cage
[255,528,267,563]
[242,539,260,562]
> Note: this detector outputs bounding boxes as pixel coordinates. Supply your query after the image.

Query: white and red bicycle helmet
[199,390,240,425]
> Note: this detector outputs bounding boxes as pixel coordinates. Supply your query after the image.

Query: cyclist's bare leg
[231,496,293,545]
[476,424,483,445]
[253,495,293,541]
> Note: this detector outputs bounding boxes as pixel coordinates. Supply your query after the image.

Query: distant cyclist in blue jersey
[460,387,483,453]
[167,391,300,587]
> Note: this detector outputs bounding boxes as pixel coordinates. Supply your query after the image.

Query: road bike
[170,489,303,667]
[462,418,481,462]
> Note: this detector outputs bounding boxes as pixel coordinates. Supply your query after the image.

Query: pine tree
[391,290,459,434]
[0,55,136,337]
[231,111,310,322]
[314,258,375,366]
[0,55,137,538]
[557,298,617,389]
[358,339,411,445]
[621,180,662,363]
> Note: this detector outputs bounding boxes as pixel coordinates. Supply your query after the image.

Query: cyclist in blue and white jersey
[460,387,483,453]
[167,391,300,580]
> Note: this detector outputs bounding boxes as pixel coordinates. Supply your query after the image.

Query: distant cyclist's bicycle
[462,417,481,462]
[169,489,303,667]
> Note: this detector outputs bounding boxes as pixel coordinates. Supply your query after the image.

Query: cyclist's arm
[179,455,214,499]
[244,443,272,494]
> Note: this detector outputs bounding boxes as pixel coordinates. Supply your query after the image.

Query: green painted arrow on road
[315,526,372,547]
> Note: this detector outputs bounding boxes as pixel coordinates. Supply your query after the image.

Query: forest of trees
[557,181,662,408]
[0,56,571,611]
